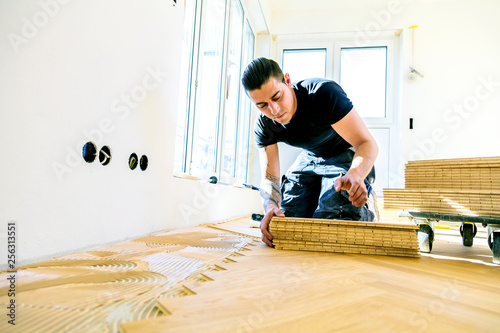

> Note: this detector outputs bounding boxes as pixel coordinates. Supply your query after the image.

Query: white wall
[0,0,261,269]
[267,0,500,185]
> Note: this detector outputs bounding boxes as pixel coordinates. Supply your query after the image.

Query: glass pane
[282,49,326,82]
[174,0,196,173]
[221,0,244,177]
[236,20,255,183]
[340,47,387,118]
[191,0,226,173]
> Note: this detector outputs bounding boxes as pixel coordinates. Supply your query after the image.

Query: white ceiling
[266,0,454,12]
[267,0,388,12]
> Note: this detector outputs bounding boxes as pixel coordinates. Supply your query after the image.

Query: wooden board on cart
[404,156,500,190]
[383,189,500,217]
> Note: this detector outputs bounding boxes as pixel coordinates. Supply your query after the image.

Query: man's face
[247,75,297,124]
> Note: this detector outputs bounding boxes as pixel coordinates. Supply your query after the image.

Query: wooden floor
[123,217,500,333]
[1,213,499,332]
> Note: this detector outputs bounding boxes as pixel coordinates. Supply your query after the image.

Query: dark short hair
[241,57,284,91]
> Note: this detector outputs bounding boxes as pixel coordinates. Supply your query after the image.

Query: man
[242,57,379,247]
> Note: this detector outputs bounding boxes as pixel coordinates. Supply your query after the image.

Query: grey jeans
[280,149,375,221]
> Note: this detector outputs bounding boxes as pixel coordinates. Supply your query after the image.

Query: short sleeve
[314,81,353,125]
[254,114,278,147]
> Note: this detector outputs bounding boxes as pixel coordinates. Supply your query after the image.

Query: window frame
[187,0,228,179]
[175,0,256,184]
[175,0,199,173]
[274,32,401,193]
[277,41,334,80]
[333,38,395,125]
[282,48,328,81]
[218,0,245,184]
[234,19,255,184]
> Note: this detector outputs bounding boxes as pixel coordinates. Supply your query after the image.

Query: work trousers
[280,149,375,221]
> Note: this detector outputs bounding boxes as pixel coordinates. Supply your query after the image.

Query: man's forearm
[348,140,378,180]
[259,171,281,212]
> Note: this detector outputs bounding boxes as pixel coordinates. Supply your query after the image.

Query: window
[276,34,399,194]
[174,0,197,173]
[339,47,387,118]
[277,39,394,122]
[282,49,327,82]
[175,0,255,184]
[235,20,255,183]
[190,0,226,174]
[334,39,395,123]
[221,0,244,179]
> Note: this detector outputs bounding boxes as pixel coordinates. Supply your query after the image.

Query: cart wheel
[488,232,493,250]
[493,231,500,264]
[459,222,477,237]
[251,213,264,222]
[462,223,474,247]
[418,224,434,253]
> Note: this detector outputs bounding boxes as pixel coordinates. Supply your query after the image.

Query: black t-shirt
[254,78,353,158]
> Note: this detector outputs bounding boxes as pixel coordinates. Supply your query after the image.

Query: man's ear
[284,73,291,87]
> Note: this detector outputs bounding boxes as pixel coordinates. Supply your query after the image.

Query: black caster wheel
[418,224,434,253]
[462,223,474,247]
[493,231,500,264]
[251,213,264,222]
[460,223,478,237]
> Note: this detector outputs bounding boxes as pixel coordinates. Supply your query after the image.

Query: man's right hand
[260,206,285,247]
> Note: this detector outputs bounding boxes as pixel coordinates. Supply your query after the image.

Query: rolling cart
[400,211,500,264]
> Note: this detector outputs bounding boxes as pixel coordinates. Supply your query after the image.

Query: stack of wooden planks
[383,157,500,217]
[404,157,500,190]
[383,189,500,217]
[269,217,420,258]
